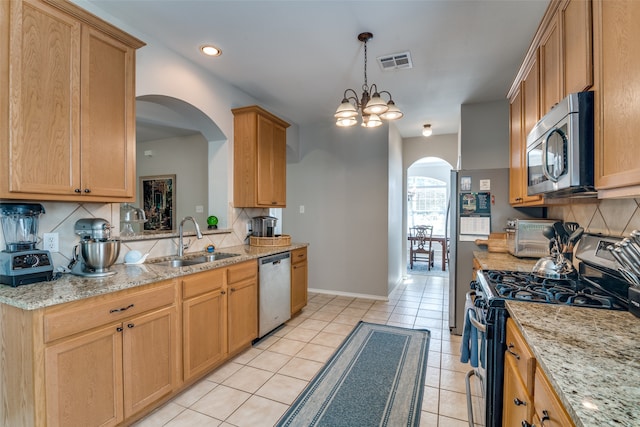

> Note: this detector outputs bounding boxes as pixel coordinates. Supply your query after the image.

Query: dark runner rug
[277,321,430,427]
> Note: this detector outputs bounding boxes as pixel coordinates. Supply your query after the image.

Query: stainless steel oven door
[464,291,487,427]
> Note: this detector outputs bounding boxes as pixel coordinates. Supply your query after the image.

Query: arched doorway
[406,157,453,274]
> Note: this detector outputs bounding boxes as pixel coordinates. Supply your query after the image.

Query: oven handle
[465,369,478,427]
[466,291,487,333]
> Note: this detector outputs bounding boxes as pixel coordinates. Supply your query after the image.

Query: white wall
[283,123,390,299]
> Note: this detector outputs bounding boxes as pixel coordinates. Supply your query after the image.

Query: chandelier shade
[334,32,403,128]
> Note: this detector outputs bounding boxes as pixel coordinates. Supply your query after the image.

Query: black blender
[0,203,54,286]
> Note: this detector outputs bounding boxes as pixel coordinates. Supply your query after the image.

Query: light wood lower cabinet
[44,280,178,427]
[227,262,258,355]
[504,319,575,427]
[0,259,262,426]
[291,247,308,315]
[182,260,257,382]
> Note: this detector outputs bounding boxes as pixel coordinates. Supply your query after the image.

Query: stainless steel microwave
[526,91,595,198]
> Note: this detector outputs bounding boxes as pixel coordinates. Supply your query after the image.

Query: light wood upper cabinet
[1,0,144,202]
[233,105,290,208]
[540,13,562,114]
[291,247,308,315]
[563,0,593,94]
[593,0,640,197]
[509,56,543,206]
[507,0,593,204]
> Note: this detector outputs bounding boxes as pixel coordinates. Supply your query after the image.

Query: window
[408,176,447,236]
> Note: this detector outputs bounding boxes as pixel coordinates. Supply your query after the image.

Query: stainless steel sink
[152,253,239,268]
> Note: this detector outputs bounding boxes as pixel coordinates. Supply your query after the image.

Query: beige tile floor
[134,270,476,427]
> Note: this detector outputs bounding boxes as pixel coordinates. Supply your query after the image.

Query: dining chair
[409,225,435,270]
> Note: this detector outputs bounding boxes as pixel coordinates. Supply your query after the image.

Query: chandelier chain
[363,38,368,90]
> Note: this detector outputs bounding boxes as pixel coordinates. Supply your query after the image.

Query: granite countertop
[473,250,539,272]
[507,301,640,427]
[0,243,308,310]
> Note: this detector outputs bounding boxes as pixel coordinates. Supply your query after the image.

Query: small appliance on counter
[252,216,277,237]
[120,203,147,236]
[505,218,558,258]
[68,218,120,277]
[0,203,54,287]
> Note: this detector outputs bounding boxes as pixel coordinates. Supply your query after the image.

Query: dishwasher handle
[260,252,291,266]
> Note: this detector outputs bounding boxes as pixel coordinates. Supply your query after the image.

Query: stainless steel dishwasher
[258,252,291,338]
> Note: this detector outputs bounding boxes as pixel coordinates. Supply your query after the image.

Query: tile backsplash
[547,198,640,236]
[0,201,267,272]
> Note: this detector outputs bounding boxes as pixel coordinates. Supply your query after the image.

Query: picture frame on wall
[140,175,175,231]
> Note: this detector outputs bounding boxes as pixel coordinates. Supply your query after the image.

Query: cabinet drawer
[534,368,575,427]
[182,268,224,300]
[291,247,307,264]
[44,280,175,343]
[505,319,536,393]
[228,260,257,284]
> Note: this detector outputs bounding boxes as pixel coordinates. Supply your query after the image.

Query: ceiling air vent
[377,51,413,71]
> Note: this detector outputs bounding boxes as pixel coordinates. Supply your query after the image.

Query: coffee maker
[0,203,54,287]
[69,218,121,277]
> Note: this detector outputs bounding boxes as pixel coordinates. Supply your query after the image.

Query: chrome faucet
[178,216,203,257]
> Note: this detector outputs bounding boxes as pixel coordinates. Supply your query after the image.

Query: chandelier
[334,32,403,128]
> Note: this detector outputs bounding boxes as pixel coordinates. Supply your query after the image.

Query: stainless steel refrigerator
[448,168,541,335]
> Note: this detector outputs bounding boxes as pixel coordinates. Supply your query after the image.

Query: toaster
[505,218,558,258]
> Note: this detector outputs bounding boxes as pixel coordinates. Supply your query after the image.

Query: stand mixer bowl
[80,239,120,272]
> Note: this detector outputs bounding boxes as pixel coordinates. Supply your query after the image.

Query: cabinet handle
[127,323,135,328]
[271,201,278,205]
[540,410,550,426]
[513,397,527,406]
[110,303,134,313]
[521,422,534,427]
[116,327,123,332]
[74,188,81,193]
[507,343,520,359]
[230,288,236,292]
[221,290,226,295]
[84,188,91,193]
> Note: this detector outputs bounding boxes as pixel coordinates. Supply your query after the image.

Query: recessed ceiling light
[200,45,222,57]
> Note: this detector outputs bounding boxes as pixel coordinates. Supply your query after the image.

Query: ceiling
[85,0,550,139]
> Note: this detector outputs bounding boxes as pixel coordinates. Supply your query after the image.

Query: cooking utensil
[566,227,584,251]
[553,221,569,246]
[563,222,580,234]
[542,226,555,240]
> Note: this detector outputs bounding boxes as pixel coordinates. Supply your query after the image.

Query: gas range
[476,269,628,310]
[475,233,631,312]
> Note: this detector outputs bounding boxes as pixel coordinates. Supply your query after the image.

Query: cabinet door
[183,289,227,381]
[534,368,575,427]
[122,306,177,417]
[6,0,82,197]
[563,0,593,94]
[228,278,258,354]
[540,13,562,114]
[509,86,524,205]
[593,0,640,193]
[45,324,123,427]
[291,248,308,315]
[80,26,136,198]
[503,356,533,426]
[256,115,287,207]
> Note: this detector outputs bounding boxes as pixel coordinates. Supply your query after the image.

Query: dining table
[408,234,448,271]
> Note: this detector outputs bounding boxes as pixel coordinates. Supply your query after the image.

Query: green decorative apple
[207,215,218,229]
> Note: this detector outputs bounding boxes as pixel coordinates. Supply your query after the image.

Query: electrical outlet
[43,232,59,252]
